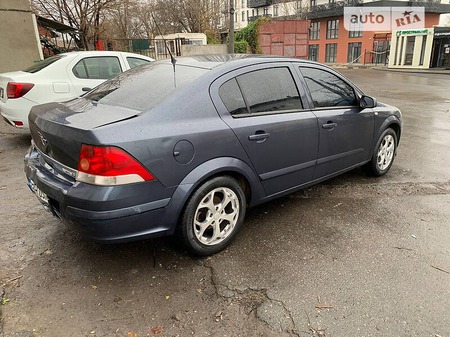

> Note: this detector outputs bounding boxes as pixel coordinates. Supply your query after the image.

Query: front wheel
[178,176,246,256]
[367,128,398,176]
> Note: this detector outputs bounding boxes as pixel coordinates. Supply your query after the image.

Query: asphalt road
[0,68,449,337]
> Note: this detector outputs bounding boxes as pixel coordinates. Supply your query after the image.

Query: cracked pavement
[1,69,449,337]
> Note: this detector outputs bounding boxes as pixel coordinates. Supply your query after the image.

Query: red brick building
[305,0,448,64]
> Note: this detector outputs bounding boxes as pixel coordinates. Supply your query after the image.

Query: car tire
[366,128,398,176]
[178,176,246,256]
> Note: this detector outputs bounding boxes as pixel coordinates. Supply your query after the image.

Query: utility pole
[229,0,235,53]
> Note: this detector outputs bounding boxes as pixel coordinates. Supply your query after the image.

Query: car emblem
[37,131,48,147]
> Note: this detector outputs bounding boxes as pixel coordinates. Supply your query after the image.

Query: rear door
[299,66,374,180]
[210,63,319,197]
[67,55,124,95]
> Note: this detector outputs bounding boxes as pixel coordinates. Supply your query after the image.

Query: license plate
[27,179,50,207]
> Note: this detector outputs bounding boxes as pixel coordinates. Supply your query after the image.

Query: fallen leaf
[127,332,137,337]
[165,295,170,300]
[150,325,164,334]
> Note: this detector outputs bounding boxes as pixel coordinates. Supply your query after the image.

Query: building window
[242,11,246,21]
[349,30,363,38]
[326,19,339,39]
[348,21,363,38]
[310,0,317,9]
[264,6,269,15]
[329,0,335,3]
[348,42,362,63]
[310,22,320,40]
[325,43,337,62]
[242,0,246,7]
[274,5,279,16]
[309,45,319,61]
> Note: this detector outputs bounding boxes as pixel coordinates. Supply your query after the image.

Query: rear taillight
[76,144,155,186]
[7,82,35,99]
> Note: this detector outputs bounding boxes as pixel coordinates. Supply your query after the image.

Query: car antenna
[152,14,177,87]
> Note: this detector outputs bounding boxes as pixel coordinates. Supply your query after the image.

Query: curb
[373,67,450,75]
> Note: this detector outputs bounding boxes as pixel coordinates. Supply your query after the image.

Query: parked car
[0,51,153,128]
[24,55,402,255]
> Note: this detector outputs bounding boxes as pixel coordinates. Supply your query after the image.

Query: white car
[0,51,154,129]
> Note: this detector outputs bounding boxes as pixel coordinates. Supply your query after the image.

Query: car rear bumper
[24,144,176,242]
[0,98,35,128]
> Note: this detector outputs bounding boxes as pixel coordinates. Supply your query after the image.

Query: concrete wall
[181,44,228,56]
[0,0,42,73]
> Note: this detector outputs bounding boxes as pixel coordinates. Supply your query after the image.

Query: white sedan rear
[0,51,153,129]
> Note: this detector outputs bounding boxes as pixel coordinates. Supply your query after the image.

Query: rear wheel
[367,128,397,176]
[178,176,246,256]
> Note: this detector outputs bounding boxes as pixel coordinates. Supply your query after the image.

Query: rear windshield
[84,62,208,111]
[24,55,66,73]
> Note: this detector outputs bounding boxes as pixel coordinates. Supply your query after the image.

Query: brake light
[76,144,155,186]
[7,82,35,99]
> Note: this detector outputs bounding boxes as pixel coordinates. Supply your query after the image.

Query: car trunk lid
[29,98,140,169]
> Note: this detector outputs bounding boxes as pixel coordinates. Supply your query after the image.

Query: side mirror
[360,95,377,108]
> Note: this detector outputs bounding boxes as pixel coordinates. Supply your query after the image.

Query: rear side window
[127,57,150,69]
[24,55,65,73]
[218,78,248,115]
[300,67,357,108]
[72,57,122,79]
[219,67,302,116]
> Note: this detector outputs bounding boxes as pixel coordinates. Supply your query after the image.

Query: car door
[68,55,124,96]
[211,63,319,197]
[299,66,374,180]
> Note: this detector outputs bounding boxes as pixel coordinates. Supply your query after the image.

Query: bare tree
[31,0,119,49]
[274,0,308,19]
[153,0,225,36]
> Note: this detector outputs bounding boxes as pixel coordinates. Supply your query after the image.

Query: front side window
[300,67,357,108]
[127,57,150,69]
[326,19,339,39]
[219,67,303,116]
[72,57,122,79]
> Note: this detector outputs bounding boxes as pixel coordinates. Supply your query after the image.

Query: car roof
[158,54,320,70]
[59,50,153,59]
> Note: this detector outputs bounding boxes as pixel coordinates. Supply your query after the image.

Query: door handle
[248,132,270,143]
[82,87,92,92]
[322,122,337,130]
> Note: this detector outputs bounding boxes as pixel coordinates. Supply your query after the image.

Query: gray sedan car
[25,55,402,255]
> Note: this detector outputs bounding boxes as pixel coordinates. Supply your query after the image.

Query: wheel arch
[162,157,264,235]
[371,117,402,158]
